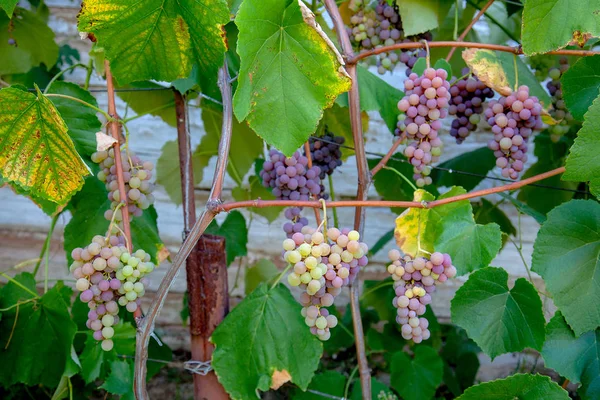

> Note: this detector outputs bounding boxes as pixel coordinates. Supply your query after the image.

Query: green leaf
[318,103,368,161]
[396,0,454,36]
[472,199,516,240]
[79,333,113,384]
[205,210,248,266]
[425,187,502,275]
[532,199,600,335]
[245,259,279,295]
[0,8,59,75]
[368,156,420,214]
[100,360,134,400]
[542,311,599,400]
[117,82,176,127]
[462,49,552,107]
[292,370,345,400]
[0,0,17,17]
[78,0,229,85]
[369,228,395,257]
[561,55,600,121]
[155,140,204,206]
[390,346,444,400]
[0,87,89,204]
[361,278,396,322]
[498,192,546,224]
[47,81,102,159]
[563,95,600,192]
[350,378,395,400]
[337,65,404,134]
[0,280,77,388]
[521,0,600,55]
[456,374,570,400]
[233,0,351,155]
[231,174,282,222]
[451,267,546,359]
[211,283,323,400]
[431,147,497,191]
[63,176,166,265]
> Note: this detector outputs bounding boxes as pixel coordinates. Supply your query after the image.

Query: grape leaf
[0,87,89,204]
[211,283,323,400]
[361,278,397,322]
[0,8,58,75]
[0,0,17,17]
[78,0,229,85]
[47,81,102,159]
[292,370,345,400]
[368,156,421,214]
[117,82,176,127]
[337,65,404,134]
[542,312,600,400]
[63,176,166,265]
[431,147,497,191]
[395,0,454,36]
[233,0,351,155]
[472,199,516,239]
[462,49,552,107]
[245,259,279,295]
[100,360,134,400]
[0,275,77,388]
[394,189,435,257]
[0,171,60,215]
[369,228,395,257]
[390,346,444,400]
[425,187,502,275]
[456,373,570,400]
[231,167,282,223]
[563,95,600,196]
[521,0,600,55]
[532,199,600,335]
[155,140,204,206]
[205,210,248,266]
[350,378,395,400]
[561,55,600,121]
[79,333,113,384]
[498,192,546,224]
[451,267,546,359]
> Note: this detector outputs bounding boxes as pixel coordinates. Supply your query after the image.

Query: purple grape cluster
[305,132,344,179]
[546,59,574,140]
[282,207,309,239]
[396,68,451,187]
[91,149,155,220]
[448,69,495,143]
[388,249,456,343]
[485,86,543,179]
[260,149,324,201]
[284,227,368,340]
[71,235,155,351]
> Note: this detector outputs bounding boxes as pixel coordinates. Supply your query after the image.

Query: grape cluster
[305,132,344,179]
[396,68,451,186]
[70,235,155,351]
[485,86,543,179]
[260,149,324,201]
[283,227,369,340]
[91,149,155,220]
[282,207,309,239]
[448,69,495,143]
[546,58,574,140]
[387,250,456,343]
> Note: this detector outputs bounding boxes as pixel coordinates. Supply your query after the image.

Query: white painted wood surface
[0,1,556,379]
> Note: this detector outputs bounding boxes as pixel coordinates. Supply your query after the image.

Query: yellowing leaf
[394,190,435,257]
[0,87,89,204]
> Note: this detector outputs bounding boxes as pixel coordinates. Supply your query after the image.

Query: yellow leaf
[394,190,435,257]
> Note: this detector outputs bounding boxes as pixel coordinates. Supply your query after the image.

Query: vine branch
[133,63,233,399]
[446,0,495,61]
[370,134,405,177]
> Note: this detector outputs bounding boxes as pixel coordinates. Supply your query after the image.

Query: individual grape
[485,86,543,179]
[285,226,368,340]
[305,131,345,179]
[387,249,456,342]
[7,38,16,46]
[448,68,495,143]
[91,148,155,221]
[396,68,451,186]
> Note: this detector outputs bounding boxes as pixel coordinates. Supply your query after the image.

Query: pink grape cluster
[387,250,457,343]
[91,149,155,220]
[70,235,155,351]
[485,86,543,179]
[546,59,574,141]
[260,149,324,201]
[448,70,495,144]
[396,68,451,186]
[283,227,369,340]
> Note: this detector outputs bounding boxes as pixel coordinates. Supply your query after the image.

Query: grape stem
[370,134,405,176]
[33,213,59,278]
[270,263,293,289]
[0,272,38,297]
[44,93,113,121]
[382,166,418,192]
[43,63,89,94]
[445,0,495,61]
[344,365,360,400]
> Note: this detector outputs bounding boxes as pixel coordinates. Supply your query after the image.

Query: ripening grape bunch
[448,69,495,144]
[282,207,309,239]
[396,68,451,187]
[91,149,155,220]
[283,226,369,340]
[485,86,543,179]
[70,235,155,351]
[305,131,344,180]
[387,249,456,343]
[546,58,574,140]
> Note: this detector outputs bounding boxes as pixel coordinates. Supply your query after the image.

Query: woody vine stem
[126,5,599,400]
